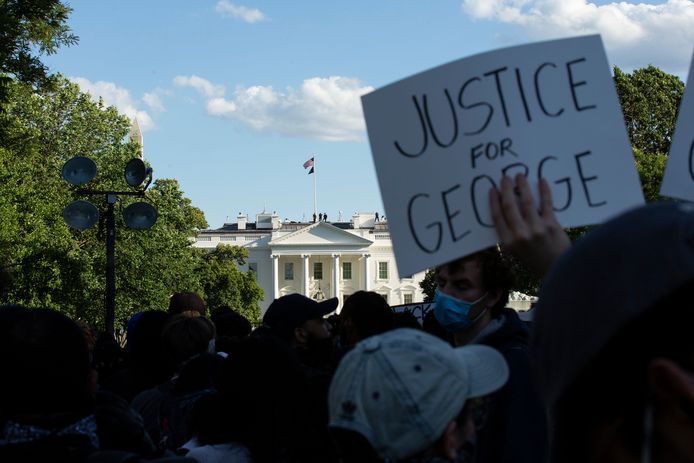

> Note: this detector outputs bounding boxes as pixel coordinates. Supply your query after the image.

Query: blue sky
[45,0,694,228]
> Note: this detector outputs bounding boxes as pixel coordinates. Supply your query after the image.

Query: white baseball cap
[328,328,509,460]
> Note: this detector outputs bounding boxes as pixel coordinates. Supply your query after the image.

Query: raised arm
[489,174,571,278]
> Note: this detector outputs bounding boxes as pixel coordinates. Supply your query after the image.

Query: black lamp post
[61,156,157,335]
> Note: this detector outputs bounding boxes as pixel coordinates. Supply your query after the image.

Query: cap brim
[455,344,509,398]
[314,297,339,317]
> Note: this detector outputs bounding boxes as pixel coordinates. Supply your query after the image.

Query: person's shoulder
[484,310,530,353]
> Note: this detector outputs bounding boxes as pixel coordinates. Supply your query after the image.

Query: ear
[441,420,462,460]
[648,358,694,405]
[485,289,502,309]
[440,414,475,460]
[294,326,308,345]
[86,369,98,397]
[647,358,694,459]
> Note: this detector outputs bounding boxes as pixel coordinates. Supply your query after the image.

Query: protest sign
[362,35,644,277]
[391,302,433,326]
[661,53,694,200]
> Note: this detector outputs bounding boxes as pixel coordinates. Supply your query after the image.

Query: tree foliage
[632,147,667,203]
[197,245,263,324]
[419,268,436,303]
[0,0,77,101]
[0,76,262,329]
[614,65,684,155]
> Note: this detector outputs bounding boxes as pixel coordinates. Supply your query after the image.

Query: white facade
[192,212,426,314]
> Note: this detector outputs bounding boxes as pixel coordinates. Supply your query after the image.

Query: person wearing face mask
[434,248,548,463]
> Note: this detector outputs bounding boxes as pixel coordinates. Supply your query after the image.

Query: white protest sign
[362,35,644,277]
[661,53,694,200]
[391,302,433,326]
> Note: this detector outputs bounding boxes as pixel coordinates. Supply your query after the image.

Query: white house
[192,212,427,314]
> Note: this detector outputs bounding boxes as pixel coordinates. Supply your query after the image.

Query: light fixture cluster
[61,156,157,230]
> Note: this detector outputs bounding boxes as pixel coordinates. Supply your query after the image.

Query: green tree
[419,268,437,302]
[633,147,667,202]
[197,244,263,324]
[0,0,77,102]
[614,65,684,155]
[0,76,263,329]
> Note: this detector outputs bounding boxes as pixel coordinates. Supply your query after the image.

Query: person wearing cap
[329,328,509,462]
[262,293,340,462]
[262,293,338,357]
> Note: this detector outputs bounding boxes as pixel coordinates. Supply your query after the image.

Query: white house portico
[268,221,374,303]
[192,212,426,314]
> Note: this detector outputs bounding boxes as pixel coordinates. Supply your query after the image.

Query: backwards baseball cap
[263,293,338,340]
[531,202,694,407]
[328,328,509,460]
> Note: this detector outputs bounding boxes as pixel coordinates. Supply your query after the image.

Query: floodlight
[63,200,99,230]
[62,157,97,186]
[123,202,157,230]
[124,158,148,188]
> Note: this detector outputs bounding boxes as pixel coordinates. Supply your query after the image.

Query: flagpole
[313,155,317,221]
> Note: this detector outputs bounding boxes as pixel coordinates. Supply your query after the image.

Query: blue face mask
[433,289,488,333]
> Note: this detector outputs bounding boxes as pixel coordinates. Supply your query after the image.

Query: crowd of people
[2,173,694,463]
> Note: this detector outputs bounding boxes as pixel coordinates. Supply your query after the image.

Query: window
[314,262,323,280]
[379,293,389,304]
[342,262,352,280]
[403,293,413,304]
[378,261,389,280]
[197,236,212,241]
[284,262,294,280]
[220,236,236,241]
[248,263,258,277]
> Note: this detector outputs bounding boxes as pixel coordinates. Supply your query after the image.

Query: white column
[332,254,341,300]
[362,253,371,291]
[302,254,310,296]
[271,254,279,299]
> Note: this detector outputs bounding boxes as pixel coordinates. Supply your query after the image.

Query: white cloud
[173,75,225,98]
[215,0,265,23]
[143,91,165,112]
[205,76,373,142]
[461,0,694,72]
[70,77,154,131]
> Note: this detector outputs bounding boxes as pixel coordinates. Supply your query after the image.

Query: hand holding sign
[363,35,644,277]
[490,174,571,278]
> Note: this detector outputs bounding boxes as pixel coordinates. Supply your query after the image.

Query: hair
[168,291,206,317]
[339,291,394,346]
[551,280,694,463]
[0,307,92,420]
[210,305,252,340]
[125,310,174,387]
[437,247,513,318]
[330,399,471,462]
[188,392,232,446]
[392,311,422,330]
[329,428,381,463]
[172,352,223,396]
[217,334,307,463]
[161,314,216,370]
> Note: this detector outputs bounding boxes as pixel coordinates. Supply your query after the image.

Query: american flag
[303,157,314,169]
